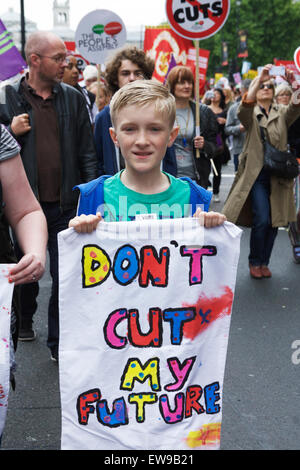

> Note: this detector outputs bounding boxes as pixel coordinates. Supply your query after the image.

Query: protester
[0,123,47,444]
[88,81,111,113]
[275,82,293,105]
[62,54,97,124]
[69,80,226,232]
[62,54,80,87]
[223,87,234,111]
[275,83,300,263]
[82,64,98,88]
[209,87,230,202]
[225,79,252,172]
[233,84,242,101]
[0,31,98,361]
[165,66,218,188]
[222,64,300,278]
[94,46,177,176]
[202,89,214,106]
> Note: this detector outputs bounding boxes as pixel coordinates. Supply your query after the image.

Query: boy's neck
[120,169,170,194]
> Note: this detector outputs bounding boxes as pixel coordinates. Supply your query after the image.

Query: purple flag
[0,19,27,81]
[163,54,177,84]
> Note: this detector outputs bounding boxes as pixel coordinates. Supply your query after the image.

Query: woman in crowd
[166,66,218,189]
[223,64,300,278]
[0,123,47,444]
[275,82,300,263]
[209,87,230,202]
[275,82,293,106]
[223,87,234,111]
[88,81,111,113]
[62,55,97,124]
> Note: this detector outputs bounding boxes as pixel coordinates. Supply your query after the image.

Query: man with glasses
[94,46,177,176]
[0,31,98,361]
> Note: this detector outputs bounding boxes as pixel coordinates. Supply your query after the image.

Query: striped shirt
[0,124,20,161]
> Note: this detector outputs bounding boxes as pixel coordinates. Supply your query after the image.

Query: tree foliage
[199,0,300,77]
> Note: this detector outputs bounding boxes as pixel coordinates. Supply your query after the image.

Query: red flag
[144,26,193,83]
[186,48,210,97]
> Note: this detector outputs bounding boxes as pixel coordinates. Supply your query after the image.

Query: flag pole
[20,0,26,60]
[195,40,200,159]
[195,40,218,176]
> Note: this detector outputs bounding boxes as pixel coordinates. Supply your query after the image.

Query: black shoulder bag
[259,126,299,179]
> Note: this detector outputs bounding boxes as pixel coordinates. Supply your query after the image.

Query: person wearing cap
[82,64,98,88]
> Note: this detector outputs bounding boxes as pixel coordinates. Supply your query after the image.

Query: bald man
[0,32,98,361]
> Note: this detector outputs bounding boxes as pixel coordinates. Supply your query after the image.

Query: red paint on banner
[182,286,233,340]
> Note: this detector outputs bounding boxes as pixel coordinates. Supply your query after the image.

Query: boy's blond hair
[110,80,176,129]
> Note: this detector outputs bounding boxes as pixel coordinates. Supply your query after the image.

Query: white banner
[0,265,14,437]
[58,218,241,450]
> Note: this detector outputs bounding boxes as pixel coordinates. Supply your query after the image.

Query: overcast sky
[2,0,168,30]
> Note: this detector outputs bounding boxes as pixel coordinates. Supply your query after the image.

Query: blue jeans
[249,169,278,266]
[234,153,239,172]
[15,203,76,354]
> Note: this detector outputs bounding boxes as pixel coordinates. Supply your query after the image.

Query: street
[2,162,300,450]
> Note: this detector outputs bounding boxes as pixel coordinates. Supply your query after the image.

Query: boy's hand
[193,208,226,228]
[69,212,102,233]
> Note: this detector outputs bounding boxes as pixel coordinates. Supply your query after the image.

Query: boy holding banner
[69,80,226,230]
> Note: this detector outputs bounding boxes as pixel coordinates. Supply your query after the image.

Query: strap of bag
[259,126,267,143]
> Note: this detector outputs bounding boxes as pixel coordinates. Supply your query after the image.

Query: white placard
[75,9,127,64]
[58,219,241,450]
[0,265,14,437]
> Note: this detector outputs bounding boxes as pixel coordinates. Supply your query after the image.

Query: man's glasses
[36,53,68,64]
[259,83,274,90]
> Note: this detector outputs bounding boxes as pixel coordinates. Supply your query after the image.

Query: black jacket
[0,78,98,211]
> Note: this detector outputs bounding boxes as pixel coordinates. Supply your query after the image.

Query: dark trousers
[197,156,211,189]
[14,202,76,353]
[249,169,278,266]
[233,153,239,173]
[212,153,223,195]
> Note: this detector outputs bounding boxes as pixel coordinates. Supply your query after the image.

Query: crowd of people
[0,29,299,445]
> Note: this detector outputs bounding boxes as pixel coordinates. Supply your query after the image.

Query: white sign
[166,0,231,40]
[58,218,241,450]
[75,10,127,64]
[0,266,14,437]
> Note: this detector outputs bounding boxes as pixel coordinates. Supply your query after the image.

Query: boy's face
[109,103,178,176]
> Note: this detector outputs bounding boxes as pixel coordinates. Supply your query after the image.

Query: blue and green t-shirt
[102,171,191,221]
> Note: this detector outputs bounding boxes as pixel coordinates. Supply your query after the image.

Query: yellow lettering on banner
[82,245,111,288]
[120,358,161,392]
[128,393,158,423]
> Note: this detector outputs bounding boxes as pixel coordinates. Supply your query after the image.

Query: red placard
[294,47,300,73]
[144,26,193,83]
[166,0,230,40]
